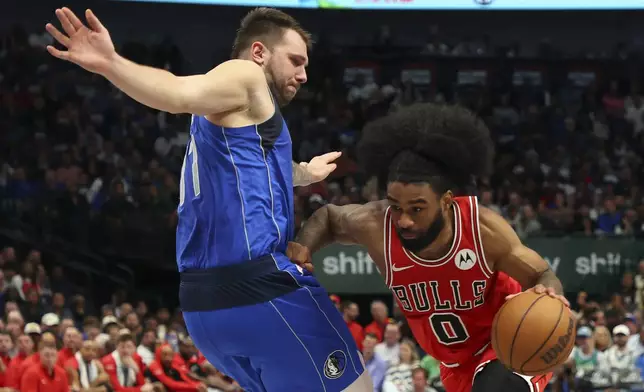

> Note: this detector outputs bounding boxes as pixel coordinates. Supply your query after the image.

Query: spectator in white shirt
[136,329,157,366]
[599,324,641,384]
[375,323,401,365]
[382,338,420,392]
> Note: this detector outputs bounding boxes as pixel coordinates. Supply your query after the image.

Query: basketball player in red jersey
[288,103,570,392]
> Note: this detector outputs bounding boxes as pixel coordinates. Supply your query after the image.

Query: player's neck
[413,210,454,260]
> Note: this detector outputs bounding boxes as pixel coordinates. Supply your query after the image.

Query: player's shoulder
[211,59,265,81]
[476,204,518,257]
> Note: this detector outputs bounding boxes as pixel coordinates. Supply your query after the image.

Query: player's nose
[295,69,307,84]
[397,214,414,229]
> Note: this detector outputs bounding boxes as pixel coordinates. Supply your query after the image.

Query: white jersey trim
[470,196,494,278]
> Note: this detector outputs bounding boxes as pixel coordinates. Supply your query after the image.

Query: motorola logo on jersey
[323,350,347,379]
[454,249,477,271]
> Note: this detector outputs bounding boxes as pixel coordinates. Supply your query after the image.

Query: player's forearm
[535,269,564,295]
[103,54,189,114]
[296,206,334,253]
[292,161,313,187]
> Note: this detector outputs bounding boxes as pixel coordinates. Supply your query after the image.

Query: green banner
[311,238,641,295]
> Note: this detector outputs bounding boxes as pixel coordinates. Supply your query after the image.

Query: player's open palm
[45,8,116,75]
[303,151,342,183]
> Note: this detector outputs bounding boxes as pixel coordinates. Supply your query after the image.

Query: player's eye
[391,205,402,212]
[412,207,423,213]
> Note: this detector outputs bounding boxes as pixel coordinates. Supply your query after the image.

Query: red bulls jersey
[383,196,521,367]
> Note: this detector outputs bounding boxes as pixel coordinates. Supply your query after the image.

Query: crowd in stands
[2,7,644,392]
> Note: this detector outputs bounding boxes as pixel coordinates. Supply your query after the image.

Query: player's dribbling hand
[286,241,314,273]
[45,8,116,75]
[302,151,342,183]
[505,284,570,308]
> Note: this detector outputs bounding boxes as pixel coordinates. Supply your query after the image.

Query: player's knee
[472,361,531,392]
[341,370,373,392]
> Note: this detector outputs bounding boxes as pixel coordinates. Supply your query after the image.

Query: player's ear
[250,41,269,65]
[441,191,454,211]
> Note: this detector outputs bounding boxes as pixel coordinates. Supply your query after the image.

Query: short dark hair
[117,333,135,345]
[38,340,57,351]
[357,103,494,195]
[231,7,312,59]
[340,300,355,312]
[412,366,428,379]
[364,332,378,341]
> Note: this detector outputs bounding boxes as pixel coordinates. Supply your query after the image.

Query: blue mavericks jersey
[176,108,294,271]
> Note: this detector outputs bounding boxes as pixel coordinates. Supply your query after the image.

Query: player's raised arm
[479,207,568,306]
[295,201,385,253]
[45,8,265,115]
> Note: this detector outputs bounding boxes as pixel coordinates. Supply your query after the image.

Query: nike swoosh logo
[391,264,414,272]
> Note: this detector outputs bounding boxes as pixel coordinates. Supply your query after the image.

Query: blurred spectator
[375,323,402,364]
[137,329,156,366]
[101,333,161,392]
[341,300,364,351]
[146,343,206,392]
[382,338,420,392]
[57,327,83,368]
[593,326,612,352]
[568,326,603,379]
[20,341,68,392]
[41,312,60,334]
[0,332,12,387]
[363,332,388,392]
[366,301,392,342]
[64,340,110,392]
[598,324,641,385]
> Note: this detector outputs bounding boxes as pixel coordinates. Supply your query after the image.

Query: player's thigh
[183,311,266,392]
[472,360,544,392]
[257,287,367,392]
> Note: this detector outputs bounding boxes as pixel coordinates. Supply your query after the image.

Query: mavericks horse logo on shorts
[323,350,347,379]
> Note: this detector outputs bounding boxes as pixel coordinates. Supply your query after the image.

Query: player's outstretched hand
[286,241,314,273]
[45,8,116,75]
[505,284,570,308]
[301,151,342,183]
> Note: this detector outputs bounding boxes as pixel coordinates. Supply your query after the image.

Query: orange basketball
[491,290,576,376]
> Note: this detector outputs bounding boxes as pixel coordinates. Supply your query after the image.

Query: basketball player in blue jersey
[45,6,371,392]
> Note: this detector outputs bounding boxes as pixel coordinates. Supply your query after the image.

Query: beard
[396,209,446,253]
[266,69,295,108]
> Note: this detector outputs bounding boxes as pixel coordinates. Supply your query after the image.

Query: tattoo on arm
[295,204,369,253]
[292,161,312,187]
[295,206,334,253]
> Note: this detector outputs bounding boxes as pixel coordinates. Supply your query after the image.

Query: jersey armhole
[383,206,393,287]
[470,196,494,278]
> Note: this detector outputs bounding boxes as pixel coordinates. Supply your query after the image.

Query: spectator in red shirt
[0,332,13,387]
[174,338,242,391]
[147,343,206,392]
[65,340,110,392]
[101,332,162,392]
[9,332,56,390]
[20,341,68,392]
[364,300,393,342]
[57,326,83,367]
[341,301,365,350]
[5,334,35,389]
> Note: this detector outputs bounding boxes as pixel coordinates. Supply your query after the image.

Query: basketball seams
[491,296,512,366]
[522,304,576,375]
[508,294,548,370]
[518,301,564,374]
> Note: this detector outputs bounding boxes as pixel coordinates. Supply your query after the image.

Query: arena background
[3,0,644,390]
